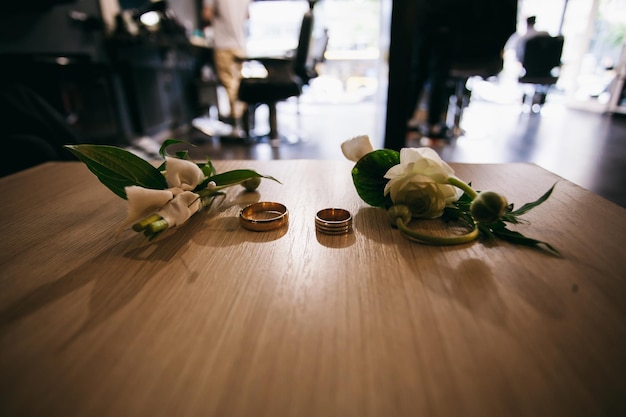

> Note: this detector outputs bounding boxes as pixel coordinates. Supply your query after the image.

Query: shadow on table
[0,236,160,348]
[315,230,356,249]
[190,189,291,247]
[422,258,509,327]
[353,207,394,244]
[0,189,259,343]
[353,207,567,325]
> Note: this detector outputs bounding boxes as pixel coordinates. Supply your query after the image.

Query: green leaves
[159,138,191,159]
[442,189,475,228]
[158,139,217,177]
[507,183,556,217]
[496,183,560,255]
[197,169,280,191]
[66,144,280,201]
[440,182,560,255]
[346,146,559,255]
[66,141,284,241]
[65,144,167,199]
[479,222,561,256]
[351,149,400,207]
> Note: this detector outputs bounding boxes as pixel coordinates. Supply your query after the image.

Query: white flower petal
[415,147,441,160]
[117,186,174,233]
[341,135,374,162]
[157,191,201,227]
[400,147,456,177]
[399,148,423,164]
[165,157,204,191]
[441,184,461,203]
[384,163,406,179]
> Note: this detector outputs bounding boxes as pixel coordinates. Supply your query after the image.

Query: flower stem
[132,214,163,232]
[395,218,479,245]
[448,177,478,200]
[146,219,169,235]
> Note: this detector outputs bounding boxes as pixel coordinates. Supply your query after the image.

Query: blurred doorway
[247,0,389,104]
[244,0,390,147]
[513,0,626,113]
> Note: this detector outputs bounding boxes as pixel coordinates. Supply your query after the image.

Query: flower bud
[470,191,508,224]
[387,205,412,228]
[341,135,374,162]
[242,176,261,191]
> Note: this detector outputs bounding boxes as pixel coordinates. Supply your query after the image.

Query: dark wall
[0,0,204,146]
[0,0,201,61]
[0,0,107,61]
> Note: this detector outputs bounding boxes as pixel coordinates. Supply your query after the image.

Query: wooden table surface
[1,160,625,417]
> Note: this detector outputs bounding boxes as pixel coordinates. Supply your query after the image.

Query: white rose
[383,147,462,218]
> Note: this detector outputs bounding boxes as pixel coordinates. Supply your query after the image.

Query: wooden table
[1,161,625,417]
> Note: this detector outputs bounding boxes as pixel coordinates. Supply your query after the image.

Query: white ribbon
[156,191,202,227]
[117,158,205,233]
[164,157,205,191]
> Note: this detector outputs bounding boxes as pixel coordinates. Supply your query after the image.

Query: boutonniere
[342,135,559,255]
[66,140,279,240]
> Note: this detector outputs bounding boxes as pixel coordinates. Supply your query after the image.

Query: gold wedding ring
[240,202,289,232]
[315,208,352,235]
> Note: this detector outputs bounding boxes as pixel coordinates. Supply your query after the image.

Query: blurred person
[507,16,549,63]
[202,0,250,134]
[406,1,459,139]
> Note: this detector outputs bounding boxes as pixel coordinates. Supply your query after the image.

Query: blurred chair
[519,35,564,112]
[447,56,504,137]
[440,0,516,138]
[237,1,326,144]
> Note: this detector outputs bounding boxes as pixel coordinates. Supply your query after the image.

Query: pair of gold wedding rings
[239,202,352,235]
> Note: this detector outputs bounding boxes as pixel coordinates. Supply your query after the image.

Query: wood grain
[1,161,625,417]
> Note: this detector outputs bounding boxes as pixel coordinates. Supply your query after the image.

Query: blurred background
[1,0,625,206]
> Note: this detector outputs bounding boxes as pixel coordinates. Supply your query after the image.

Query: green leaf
[65,144,167,199]
[351,149,400,207]
[510,183,557,216]
[442,206,463,221]
[159,139,195,158]
[449,191,472,213]
[477,224,496,239]
[196,169,280,191]
[158,140,216,177]
[442,206,474,228]
[501,212,522,224]
[199,160,217,177]
[457,191,473,205]
[175,150,189,160]
[490,225,561,256]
